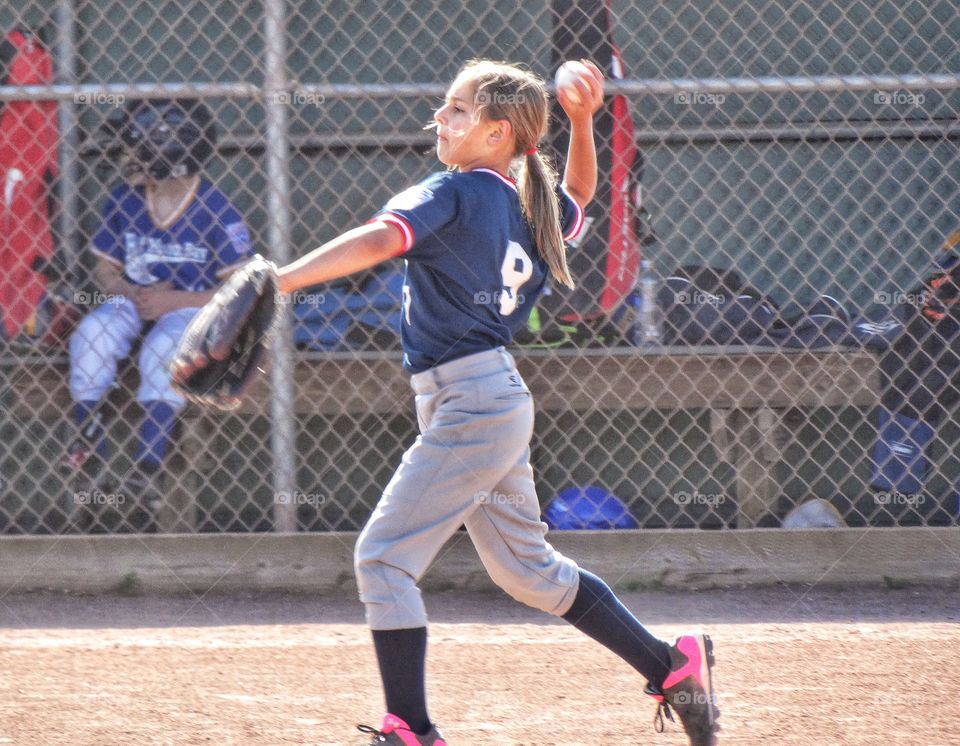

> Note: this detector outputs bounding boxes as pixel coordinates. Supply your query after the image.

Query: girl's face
[433,76,511,170]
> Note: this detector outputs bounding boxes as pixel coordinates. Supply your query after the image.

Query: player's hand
[556,59,604,121]
[133,282,178,320]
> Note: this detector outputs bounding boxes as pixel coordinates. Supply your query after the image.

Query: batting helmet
[116,98,217,180]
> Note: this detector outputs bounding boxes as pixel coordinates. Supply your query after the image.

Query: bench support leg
[711,408,783,528]
[157,415,204,533]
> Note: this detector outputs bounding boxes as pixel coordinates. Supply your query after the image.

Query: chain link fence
[0,0,957,534]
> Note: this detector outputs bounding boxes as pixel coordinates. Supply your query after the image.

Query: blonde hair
[454,60,574,289]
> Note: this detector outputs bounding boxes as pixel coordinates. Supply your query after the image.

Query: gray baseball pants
[355,346,580,630]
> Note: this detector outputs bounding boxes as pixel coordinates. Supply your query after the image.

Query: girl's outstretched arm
[276,222,404,295]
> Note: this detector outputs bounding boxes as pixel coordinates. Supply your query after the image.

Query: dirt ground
[0,585,957,746]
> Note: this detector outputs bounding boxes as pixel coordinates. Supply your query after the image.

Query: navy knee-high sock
[371,627,431,735]
[562,569,672,687]
[135,401,177,468]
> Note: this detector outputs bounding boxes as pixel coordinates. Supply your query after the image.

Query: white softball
[555,61,591,106]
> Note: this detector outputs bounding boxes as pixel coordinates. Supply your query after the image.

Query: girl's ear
[488,118,513,146]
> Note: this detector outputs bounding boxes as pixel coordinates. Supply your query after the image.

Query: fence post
[263,0,297,532]
[54,0,81,282]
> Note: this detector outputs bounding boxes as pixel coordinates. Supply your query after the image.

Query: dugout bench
[0,346,881,532]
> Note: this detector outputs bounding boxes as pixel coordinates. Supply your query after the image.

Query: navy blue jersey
[373,168,583,372]
[91,179,254,291]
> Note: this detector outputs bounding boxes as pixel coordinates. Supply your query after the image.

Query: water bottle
[634,259,663,347]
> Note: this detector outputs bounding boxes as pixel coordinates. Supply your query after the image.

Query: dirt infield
[0,585,957,745]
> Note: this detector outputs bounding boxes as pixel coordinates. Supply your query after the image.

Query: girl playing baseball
[276,59,718,746]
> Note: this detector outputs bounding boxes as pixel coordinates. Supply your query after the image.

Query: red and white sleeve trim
[560,186,585,241]
[370,213,415,254]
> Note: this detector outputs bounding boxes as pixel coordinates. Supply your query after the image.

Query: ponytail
[455,59,574,288]
[519,150,574,289]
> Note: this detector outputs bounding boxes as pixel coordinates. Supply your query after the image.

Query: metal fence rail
[0,0,957,534]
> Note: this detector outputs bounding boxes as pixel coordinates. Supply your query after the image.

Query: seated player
[65,98,253,529]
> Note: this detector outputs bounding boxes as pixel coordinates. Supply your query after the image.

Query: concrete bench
[0,346,882,531]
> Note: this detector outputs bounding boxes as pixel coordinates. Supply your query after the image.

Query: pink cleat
[645,633,720,745]
[357,714,447,745]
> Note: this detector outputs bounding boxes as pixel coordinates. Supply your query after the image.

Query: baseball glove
[170,255,279,410]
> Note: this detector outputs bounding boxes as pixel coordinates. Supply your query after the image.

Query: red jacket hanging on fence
[0,29,58,340]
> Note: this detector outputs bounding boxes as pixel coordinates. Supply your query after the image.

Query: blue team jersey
[91,179,254,291]
[373,168,584,373]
